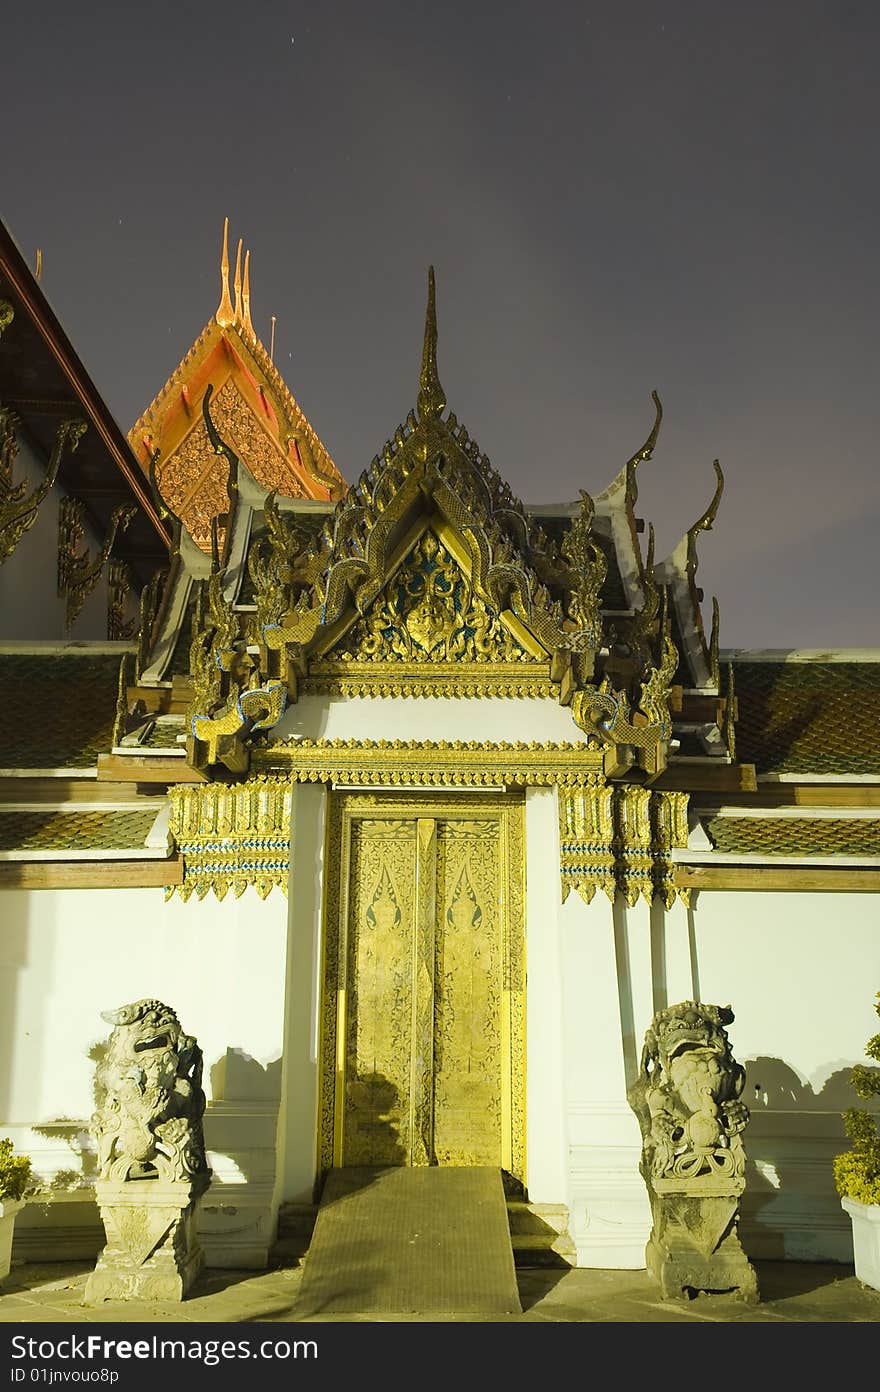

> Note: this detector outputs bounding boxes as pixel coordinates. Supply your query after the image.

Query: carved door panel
[321,794,525,1182]
[433,819,503,1167]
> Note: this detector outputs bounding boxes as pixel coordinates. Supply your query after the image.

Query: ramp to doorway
[293,1166,521,1317]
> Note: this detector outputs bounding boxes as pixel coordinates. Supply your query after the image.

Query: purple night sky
[2,1,878,648]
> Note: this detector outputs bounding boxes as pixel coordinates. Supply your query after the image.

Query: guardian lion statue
[628,1000,759,1301]
[91,998,208,1184]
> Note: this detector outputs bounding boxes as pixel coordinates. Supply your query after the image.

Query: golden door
[319,792,525,1184]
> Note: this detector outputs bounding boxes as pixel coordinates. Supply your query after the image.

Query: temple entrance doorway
[318,790,526,1187]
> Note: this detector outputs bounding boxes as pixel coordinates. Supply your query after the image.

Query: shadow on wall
[25,1044,284,1194]
[205,1047,282,1185]
[210,1047,283,1108]
[28,1039,107,1193]
[740,1056,880,1265]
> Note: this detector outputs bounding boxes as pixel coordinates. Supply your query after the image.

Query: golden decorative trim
[58,498,137,630]
[559,784,690,907]
[107,559,136,642]
[166,776,292,900]
[302,662,555,699]
[0,413,86,566]
[328,529,537,667]
[255,738,606,786]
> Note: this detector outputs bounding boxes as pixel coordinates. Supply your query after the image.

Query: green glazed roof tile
[0,808,158,852]
[0,653,122,768]
[733,661,880,775]
[704,815,880,857]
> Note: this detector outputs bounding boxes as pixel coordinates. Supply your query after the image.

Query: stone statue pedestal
[646,1176,759,1302]
[85,1173,211,1304]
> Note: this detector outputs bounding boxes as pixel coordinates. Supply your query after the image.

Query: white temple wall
[0,885,288,1267]
[691,889,880,1263]
[557,884,878,1268]
[0,446,111,642]
[273,693,585,744]
[523,787,569,1206]
[560,890,664,1268]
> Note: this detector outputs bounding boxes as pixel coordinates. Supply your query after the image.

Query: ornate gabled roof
[170,270,681,782]
[0,218,171,590]
[127,220,346,552]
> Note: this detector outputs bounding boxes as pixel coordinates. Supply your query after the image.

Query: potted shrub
[834,991,880,1292]
[0,1138,33,1284]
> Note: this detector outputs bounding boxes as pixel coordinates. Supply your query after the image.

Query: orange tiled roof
[127,223,346,550]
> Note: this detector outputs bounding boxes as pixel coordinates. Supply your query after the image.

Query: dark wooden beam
[695,785,880,810]
[0,778,157,804]
[654,762,758,793]
[97,753,207,784]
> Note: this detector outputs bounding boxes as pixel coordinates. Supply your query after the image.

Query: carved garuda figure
[91,999,208,1184]
[628,1001,759,1301]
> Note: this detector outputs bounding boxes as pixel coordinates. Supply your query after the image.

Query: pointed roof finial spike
[216,218,235,327]
[241,248,255,337]
[417,265,446,421]
[233,239,243,324]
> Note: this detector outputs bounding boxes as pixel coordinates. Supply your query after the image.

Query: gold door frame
[318,789,526,1186]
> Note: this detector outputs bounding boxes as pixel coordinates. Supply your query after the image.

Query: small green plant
[0,1138,33,1203]
[834,991,880,1205]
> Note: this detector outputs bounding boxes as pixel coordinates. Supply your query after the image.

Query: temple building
[0,216,878,1275]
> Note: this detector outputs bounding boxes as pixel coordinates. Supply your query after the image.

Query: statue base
[646,1182,759,1302]
[85,1174,211,1304]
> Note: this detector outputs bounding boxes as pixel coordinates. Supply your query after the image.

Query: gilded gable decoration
[559,784,690,907]
[337,529,529,664]
[57,496,137,630]
[107,559,137,642]
[167,776,292,901]
[0,411,86,565]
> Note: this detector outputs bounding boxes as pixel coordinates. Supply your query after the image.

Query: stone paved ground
[0,1259,878,1323]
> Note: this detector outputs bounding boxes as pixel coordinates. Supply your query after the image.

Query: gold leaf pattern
[332,531,531,665]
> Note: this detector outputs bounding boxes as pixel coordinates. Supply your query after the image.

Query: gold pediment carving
[316,529,540,668]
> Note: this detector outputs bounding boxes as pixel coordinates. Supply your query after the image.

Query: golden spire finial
[216,218,235,327]
[417,265,446,421]
[233,238,243,324]
[241,248,255,337]
[269,315,277,361]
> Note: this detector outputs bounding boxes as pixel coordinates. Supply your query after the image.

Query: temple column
[524,787,569,1204]
[561,885,699,1268]
[561,889,654,1267]
[276,783,327,1206]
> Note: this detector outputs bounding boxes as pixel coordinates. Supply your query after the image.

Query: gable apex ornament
[417,266,447,422]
